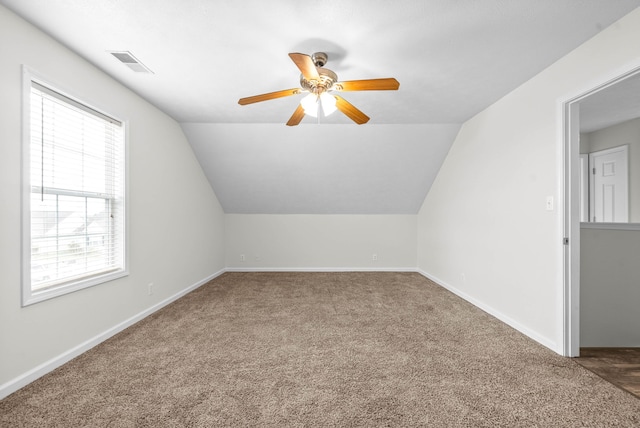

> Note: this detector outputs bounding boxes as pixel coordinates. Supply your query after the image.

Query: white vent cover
[108,51,153,73]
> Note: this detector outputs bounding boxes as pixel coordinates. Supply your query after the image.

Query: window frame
[21,67,129,306]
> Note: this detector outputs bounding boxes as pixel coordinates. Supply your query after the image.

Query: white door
[589,145,628,222]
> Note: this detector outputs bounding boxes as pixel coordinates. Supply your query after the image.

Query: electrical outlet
[372,254,378,262]
[240,254,245,262]
[148,283,153,295]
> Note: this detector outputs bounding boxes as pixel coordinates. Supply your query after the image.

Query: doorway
[563,65,640,357]
[562,67,640,357]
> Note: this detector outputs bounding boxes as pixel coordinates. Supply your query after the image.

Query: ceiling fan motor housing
[298,52,337,94]
[300,68,338,94]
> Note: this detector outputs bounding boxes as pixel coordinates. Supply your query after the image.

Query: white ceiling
[4,1,640,213]
[580,72,640,133]
[182,123,461,214]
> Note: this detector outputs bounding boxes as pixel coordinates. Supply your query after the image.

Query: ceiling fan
[238,52,400,126]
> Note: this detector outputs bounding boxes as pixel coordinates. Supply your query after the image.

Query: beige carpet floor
[2,272,639,427]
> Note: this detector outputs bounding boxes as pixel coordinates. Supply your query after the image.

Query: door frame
[579,154,589,222]
[561,64,640,357]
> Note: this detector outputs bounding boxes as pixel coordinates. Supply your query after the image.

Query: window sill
[23,269,128,306]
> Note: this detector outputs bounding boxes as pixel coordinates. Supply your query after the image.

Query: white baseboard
[225,267,418,272]
[416,269,558,352]
[0,269,225,400]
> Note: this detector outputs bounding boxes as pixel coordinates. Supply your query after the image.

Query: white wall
[0,6,225,397]
[226,215,417,270]
[417,7,640,353]
[580,228,640,347]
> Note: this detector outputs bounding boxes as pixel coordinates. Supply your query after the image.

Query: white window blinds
[27,80,126,298]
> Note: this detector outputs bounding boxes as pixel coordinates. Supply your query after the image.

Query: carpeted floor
[2,272,639,427]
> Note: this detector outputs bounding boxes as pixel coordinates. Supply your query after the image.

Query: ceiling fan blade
[334,95,370,125]
[288,53,319,81]
[238,88,300,105]
[337,78,400,91]
[286,104,305,126]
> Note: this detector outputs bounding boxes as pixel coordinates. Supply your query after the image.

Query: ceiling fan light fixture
[300,92,337,118]
[320,92,337,116]
[300,93,319,117]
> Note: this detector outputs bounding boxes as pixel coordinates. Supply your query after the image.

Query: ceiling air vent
[108,51,153,73]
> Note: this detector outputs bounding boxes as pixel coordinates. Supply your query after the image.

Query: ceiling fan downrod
[311,52,328,67]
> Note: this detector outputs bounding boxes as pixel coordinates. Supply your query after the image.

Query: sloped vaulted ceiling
[3,0,640,213]
[181,123,461,214]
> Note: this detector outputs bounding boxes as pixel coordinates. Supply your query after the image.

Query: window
[22,70,127,305]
